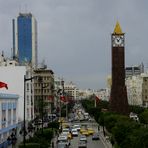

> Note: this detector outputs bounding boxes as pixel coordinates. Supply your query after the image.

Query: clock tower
[110,21,129,115]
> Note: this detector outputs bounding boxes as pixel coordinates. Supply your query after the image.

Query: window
[27,95,29,105]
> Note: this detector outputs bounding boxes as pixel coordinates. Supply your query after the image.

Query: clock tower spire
[114,21,123,34]
[110,22,129,115]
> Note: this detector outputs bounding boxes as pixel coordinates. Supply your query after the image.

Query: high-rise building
[13,13,38,67]
[110,22,129,115]
[125,63,144,78]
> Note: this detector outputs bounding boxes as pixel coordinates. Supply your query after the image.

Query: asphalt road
[69,121,105,148]
[70,133,105,148]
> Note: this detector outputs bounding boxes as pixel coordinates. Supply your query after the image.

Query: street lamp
[24,75,37,147]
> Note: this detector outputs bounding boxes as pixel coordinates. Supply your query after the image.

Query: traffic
[56,103,105,148]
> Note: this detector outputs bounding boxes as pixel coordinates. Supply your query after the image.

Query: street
[55,120,105,148]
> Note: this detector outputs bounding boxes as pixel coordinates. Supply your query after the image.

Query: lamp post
[24,75,36,147]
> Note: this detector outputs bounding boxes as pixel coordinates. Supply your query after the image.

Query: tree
[139,109,148,125]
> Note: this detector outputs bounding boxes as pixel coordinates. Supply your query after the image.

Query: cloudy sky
[0,0,148,90]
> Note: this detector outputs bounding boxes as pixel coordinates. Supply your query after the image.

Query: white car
[58,135,67,142]
[80,135,87,143]
[71,128,78,136]
[73,124,81,131]
[62,128,69,134]
[58,135,70,146]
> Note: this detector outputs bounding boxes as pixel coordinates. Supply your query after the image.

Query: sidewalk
[98,126,112,148]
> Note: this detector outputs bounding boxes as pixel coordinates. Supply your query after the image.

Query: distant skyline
[0,0,148,90]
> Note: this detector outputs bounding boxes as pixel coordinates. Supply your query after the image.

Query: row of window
[34,89,51,93]
[1,102,16,110]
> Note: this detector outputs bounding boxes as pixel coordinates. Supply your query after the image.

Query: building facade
[13,13,37,67]
[0,58,35,122]
[125,63,144,78]
[64,82,79,101]
[0,93,19,148]
[126,73,148,107]
[33,67,54,118]
[126,75,143,106]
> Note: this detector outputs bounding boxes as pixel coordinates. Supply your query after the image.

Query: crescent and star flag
[60,96,67,102]
[0,81,8,89]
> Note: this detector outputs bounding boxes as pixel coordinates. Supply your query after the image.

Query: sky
[0,0,148,90]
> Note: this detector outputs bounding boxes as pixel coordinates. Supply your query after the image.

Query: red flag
[0,81,8,89]
[95,96,100,104]
[60,96,66,102]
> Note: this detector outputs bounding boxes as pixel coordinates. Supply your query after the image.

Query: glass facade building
[18,14,32,63]
[13,13,37,67]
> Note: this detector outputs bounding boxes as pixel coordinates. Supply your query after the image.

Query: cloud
[0,0,148,89]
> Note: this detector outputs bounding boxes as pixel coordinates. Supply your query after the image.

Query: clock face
[112,35,124,47]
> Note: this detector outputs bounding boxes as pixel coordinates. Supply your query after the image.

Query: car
[73,124,81,131]
[67,133,72,139]
[62,128,69,134]
[58,135,71,146]
[81,130,89,136]
[57,142,69,148]
[71,129,78,136]
[58,135,68,142]
[80,128,86,133]
[87,128,95,135]
[80,135,87,143]
[92,133,100,140]
[62,123,70,128]
[78,141,87,148]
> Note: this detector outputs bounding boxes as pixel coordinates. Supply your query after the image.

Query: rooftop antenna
[25,4,28,13]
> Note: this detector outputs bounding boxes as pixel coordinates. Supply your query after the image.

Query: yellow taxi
[87,128,95,135]
[80,128,86,134]
[62,123,69,128]
[67,133,73,139]
[81,129,89,136]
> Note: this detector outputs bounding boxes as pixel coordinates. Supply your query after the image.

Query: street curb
[98,131,112,148]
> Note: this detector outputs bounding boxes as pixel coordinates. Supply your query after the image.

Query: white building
[95,88,110,101]
[126,75,142,106]
[64,82,79,100]
[0,93,19,147]
[0,56,34,123]
[126,73,148,107]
